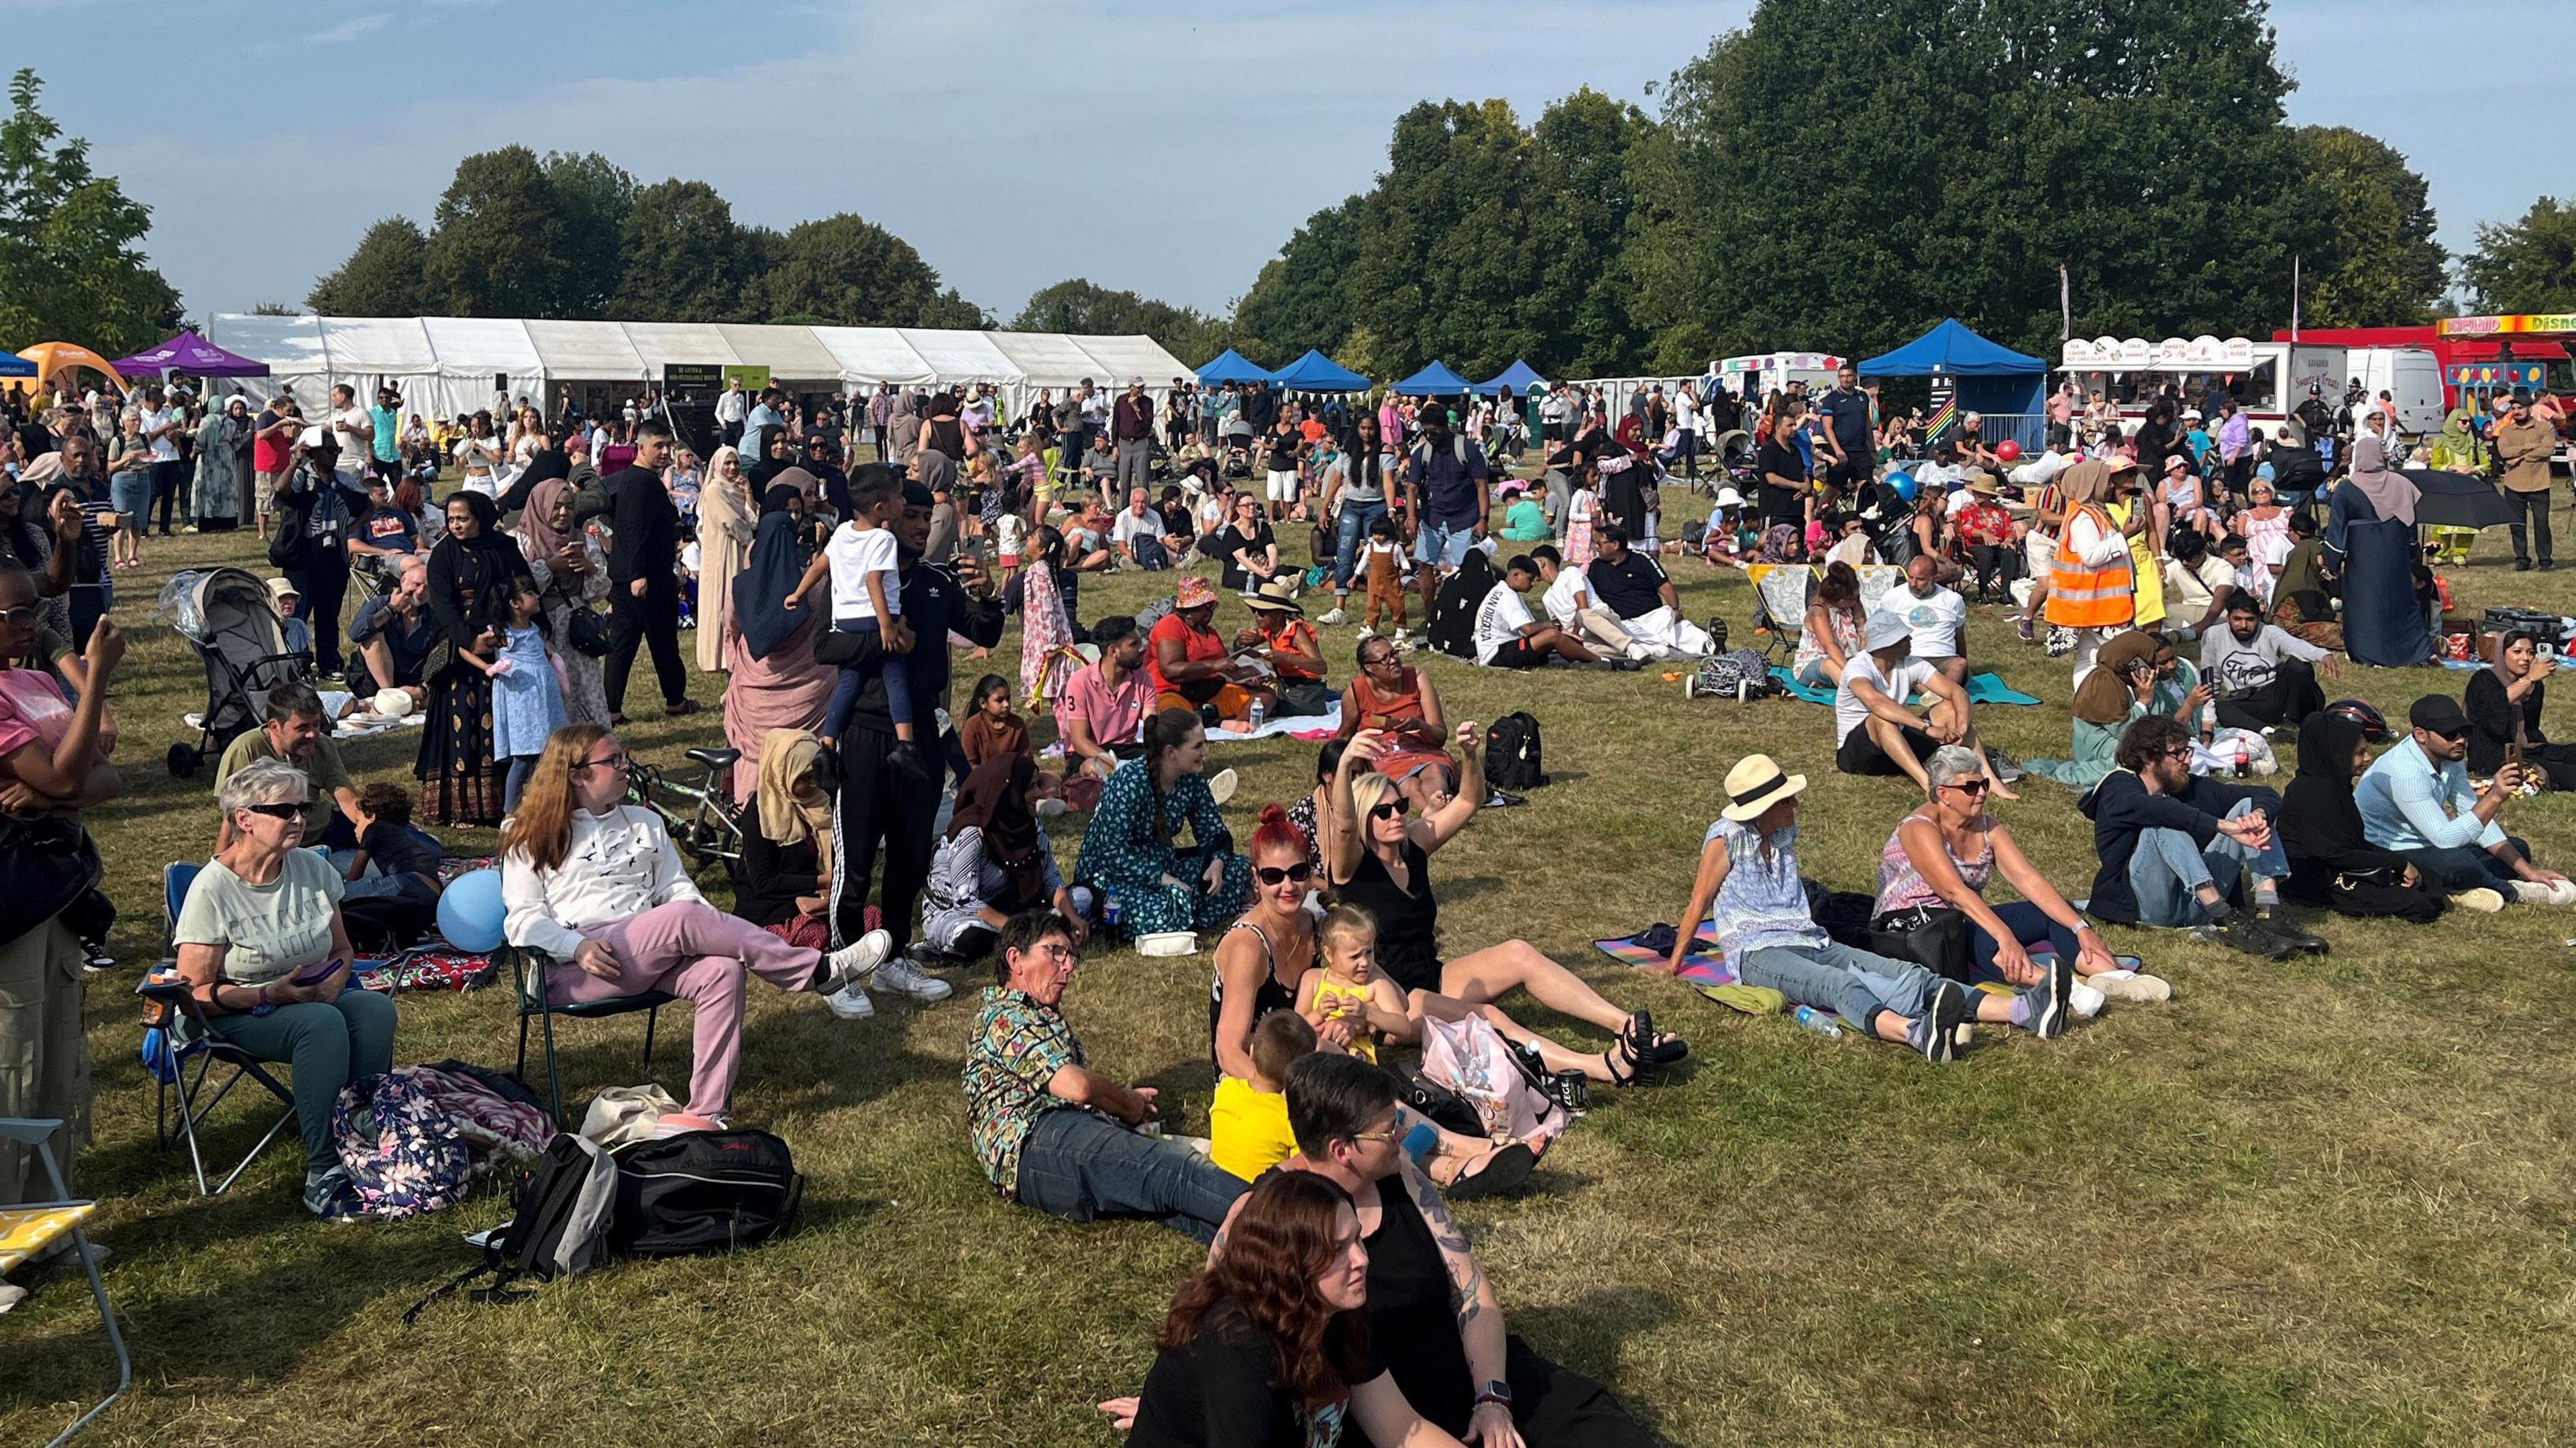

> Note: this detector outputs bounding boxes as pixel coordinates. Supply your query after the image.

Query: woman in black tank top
[1326,727,1686,1086]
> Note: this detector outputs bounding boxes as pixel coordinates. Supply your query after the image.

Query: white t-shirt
[825,521,903,622]
[1541,565,1595,626]
[1893,586,1966,659]
[145,406,183,462]
[332,405,371,461]
[1472,581,1535,665]
[1834,653,1936,746]
[1112,507,1160,549]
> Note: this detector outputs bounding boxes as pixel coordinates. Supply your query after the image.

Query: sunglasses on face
[2428,726,2467,742]
[239,802,304,820]
[1369,801,1406,822]
[1255,862,1315,887]
[1942,778,1990,796]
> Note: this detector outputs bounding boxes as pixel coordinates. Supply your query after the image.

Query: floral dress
[1071,759,1252,935]
[522,534,612,727]
[1565,487,1598,569]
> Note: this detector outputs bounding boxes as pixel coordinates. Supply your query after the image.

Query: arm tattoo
[1407,1162,1487,1327]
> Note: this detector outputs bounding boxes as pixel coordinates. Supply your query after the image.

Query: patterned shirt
[962,986,1085,1194]
[1705,819,1828,968]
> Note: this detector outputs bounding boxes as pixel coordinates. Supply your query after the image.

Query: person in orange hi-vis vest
[2042,457,2141,673]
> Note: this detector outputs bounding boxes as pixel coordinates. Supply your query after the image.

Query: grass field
[10,471,2576,1447]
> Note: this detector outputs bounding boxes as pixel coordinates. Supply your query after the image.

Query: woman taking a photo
[513,478,610,728]
[174,759,396,1222]
[1334,638,1456,813]
[501,725,901,1119]
[417,489,528,826]
[2465,630,2576,791]
[1327,727,1683,1086]
[1075,708,1252,937]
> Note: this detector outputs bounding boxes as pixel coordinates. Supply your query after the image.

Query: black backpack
[1426,549,1497,659]
[1486,711,1546,791]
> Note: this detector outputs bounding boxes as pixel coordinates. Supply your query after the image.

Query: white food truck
[2057,335,2442,435]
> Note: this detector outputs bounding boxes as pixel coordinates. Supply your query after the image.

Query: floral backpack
[332,1066,552,1219]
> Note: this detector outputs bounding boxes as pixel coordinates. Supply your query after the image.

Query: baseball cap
[2408,695,2470,736]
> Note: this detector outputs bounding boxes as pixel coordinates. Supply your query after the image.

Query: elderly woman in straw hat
[1662,754,2072,1061]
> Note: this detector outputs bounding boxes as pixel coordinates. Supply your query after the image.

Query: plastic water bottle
[1248,698,1268,731]
[1102,889,1122,930]
[1792,1005,1843,1038]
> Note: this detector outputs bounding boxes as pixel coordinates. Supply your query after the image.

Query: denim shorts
[1416,519,1477,569]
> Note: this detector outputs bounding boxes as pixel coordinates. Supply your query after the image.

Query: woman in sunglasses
[1877,746,2170,1025]
[1327,726,1684,1085]
[173,757,396,1221]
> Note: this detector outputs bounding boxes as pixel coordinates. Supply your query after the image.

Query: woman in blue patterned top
[1074,708,1252,936]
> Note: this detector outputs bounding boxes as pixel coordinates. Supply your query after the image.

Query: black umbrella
[2397,468,2518,531]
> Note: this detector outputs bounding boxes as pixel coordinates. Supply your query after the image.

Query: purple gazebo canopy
[111,330,272,378]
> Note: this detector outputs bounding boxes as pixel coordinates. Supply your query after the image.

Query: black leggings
[283,561,350,675]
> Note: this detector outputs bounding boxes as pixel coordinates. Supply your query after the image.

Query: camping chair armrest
[508,942,562,1003]
[137,973,224,1027]
[0,1117,64,1147]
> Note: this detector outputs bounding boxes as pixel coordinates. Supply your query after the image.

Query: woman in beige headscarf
[740,728,837,949]
[694,445,753,671]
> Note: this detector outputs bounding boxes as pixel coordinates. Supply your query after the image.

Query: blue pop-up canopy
[1270,348,1371,392]
[1856,319,2045,378]
[1392,360,1471,396]
[0,352,33,378]
[1472,359,1547,395]
[1195,348,1275,386]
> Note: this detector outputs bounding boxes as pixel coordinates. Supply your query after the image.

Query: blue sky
[3,0,2544,323]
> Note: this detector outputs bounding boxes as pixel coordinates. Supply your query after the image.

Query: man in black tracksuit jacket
[833,475,1006,956]
[595,420,692,718]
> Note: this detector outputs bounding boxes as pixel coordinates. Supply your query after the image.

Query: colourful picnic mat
[1596,922,1735,991]
[1766,667,2039,707]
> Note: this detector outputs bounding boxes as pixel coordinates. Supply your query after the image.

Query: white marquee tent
[208,315,1189,420]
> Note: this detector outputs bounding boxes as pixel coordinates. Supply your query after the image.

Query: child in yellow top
[1295,905,1412,1065]
[1209,1009,1315,1182]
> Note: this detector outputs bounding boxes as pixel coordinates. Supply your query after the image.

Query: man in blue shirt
[2357,695,2575,903]
[1819,364,1876,493]
[1405,412,1489,622]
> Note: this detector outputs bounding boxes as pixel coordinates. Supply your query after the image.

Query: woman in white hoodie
[500,723,892,1129]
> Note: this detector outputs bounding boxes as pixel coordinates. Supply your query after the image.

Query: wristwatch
[1474,1380,1513,1408]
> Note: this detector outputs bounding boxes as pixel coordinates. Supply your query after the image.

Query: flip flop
[1442,1141,1536,1201]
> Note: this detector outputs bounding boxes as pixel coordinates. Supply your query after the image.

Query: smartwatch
[1474,1380,1512,1409]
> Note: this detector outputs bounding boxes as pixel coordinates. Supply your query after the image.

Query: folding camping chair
[508,944,676,1125]
[138,863,301,1196]
[1,1117,133,1446]
[1746,563,1815,666]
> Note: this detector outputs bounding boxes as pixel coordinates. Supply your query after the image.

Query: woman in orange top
[1236,580,1331,716]
[1335,634,1458,810]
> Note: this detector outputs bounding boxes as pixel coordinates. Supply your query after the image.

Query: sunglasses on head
[1369,801,1406,822]
[239,802,303,820]
[1255,862,1315,887]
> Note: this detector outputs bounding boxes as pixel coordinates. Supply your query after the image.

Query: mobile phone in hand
[292,957,343,987]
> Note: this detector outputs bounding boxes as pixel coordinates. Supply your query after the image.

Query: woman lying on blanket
[1878,745,2173,1005]
[1324,726,1685,1085]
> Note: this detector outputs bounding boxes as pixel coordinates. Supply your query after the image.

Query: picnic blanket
[1766,667,2040,707]
[1596,922,1734,991]
[355,949,498,995]
[1208,698,1342,743]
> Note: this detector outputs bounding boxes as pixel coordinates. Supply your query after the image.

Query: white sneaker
[2450,887,2506,913]
[2084,969,2171,1003]
[1355,624,1377,640]
[0,1281,25,1314]
[2070,981,2106,1019]
[2551,880,2576,907]
[822,983,876,1020]
[822,929,893,994]
[1318,607,1348,625]
[874,952,954,1003]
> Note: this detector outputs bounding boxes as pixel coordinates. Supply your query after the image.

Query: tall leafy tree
[2293,125,2447,326]
[542,150,634,317]
[610,180,747,321]
[0,68,182,355]
[2463,197,2576,314]
[1234,197,1364,364]
[1014,278,1234,363]
[421,146,576,317]
[757,213,964,326]
[1524,88,1652,376]
[308,217,429,316]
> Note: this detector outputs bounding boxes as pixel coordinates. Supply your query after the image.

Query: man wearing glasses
[2080,713,2320,958]
[963,911,1246,1243]
[2357,695,2576,905]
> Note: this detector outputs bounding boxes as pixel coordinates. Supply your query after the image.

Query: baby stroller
[157,567,312,778]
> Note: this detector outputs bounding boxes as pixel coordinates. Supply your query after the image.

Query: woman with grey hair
[173,756,397,1222]
[1875,745,2171,1021]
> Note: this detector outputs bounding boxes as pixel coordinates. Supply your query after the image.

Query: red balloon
[1995,440,2023,462]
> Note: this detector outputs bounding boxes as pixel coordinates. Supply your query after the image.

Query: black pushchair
[157,567,312,778]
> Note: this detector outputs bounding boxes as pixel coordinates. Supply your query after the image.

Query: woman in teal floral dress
[1075,708,1251,935]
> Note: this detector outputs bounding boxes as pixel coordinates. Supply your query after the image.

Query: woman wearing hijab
[2326,434,2432,667]
[720,484,835,801]
[2040,457,2141,671]
[193,396,248,532]
[2027,630,2208,788]
[515,476,611,726]
[738,729,839,949]
[2280,712,2447,921]
[417,488,531,826]
[2465,630,2576,791]
[694,445,754,673]
[920,753,1084,963]
[2426,403,2485,472]
[1016,525,1079,718]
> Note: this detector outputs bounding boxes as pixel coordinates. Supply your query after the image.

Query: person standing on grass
[594,419,694,725]
[1406,412,1489,624]
[1113,377,1155,503]
[963,909,1249,1243]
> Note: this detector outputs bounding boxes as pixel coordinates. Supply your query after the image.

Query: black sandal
[1444,1141,1536,1201]
[1621,1009,1688,1066]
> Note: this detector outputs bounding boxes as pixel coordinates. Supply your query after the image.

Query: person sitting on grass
[1209,1008,1320,1184]
[2279,710,2452,922]
[920,753,1088,966]
[502,724,904,1128]
[2026,630,2209,791]
[1075,707,1252,936]
[964,908,1248,1243]
[2078,713,2323,958]
[339,781,444,912]
[2200,589,2334,732]
[214,681,366,851]
[1473,554,1613,670]
[2357,694,2576,907]
[174,758,398,1222]
[1334,638,1458,814]
[1833,609,2014,798]
[1878,745,2171,1010]
[1668,753,2001,1061]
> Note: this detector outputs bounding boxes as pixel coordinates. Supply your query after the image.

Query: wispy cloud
[312,11,389,44]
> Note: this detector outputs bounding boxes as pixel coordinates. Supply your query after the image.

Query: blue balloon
[436,867,507,954]
[1884,470,1919,502]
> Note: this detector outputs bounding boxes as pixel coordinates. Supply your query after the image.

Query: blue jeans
[2399,836,2527,893]
[1969,901,2078,985]
[1417,518,1477,569]
[1014,1107,1248,1243]
[2125,797,2290,926]
[1736,940,1942,1030]
[823,616,911,740]
[1333,498,1389,592]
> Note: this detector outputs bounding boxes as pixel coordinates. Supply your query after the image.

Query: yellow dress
[1210,1076,1299,1182]
[1309,977,1379,1064]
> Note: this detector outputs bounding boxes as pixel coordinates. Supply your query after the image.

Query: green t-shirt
[215,728,353,844]
[1500,498,1550,541]
[172,849,345,986]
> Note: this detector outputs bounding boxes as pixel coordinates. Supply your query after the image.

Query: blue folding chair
[137,862,299,1196]
[0,1117,131,1445]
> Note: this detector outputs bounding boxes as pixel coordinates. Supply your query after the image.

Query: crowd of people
[7,349,2576,1443]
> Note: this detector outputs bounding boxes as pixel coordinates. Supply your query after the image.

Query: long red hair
[1157,1172,1371,1412]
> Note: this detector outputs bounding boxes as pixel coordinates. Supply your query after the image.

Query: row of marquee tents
[197,314,1195,425]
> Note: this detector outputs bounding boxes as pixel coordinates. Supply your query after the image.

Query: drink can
[1102,890,1122,928]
